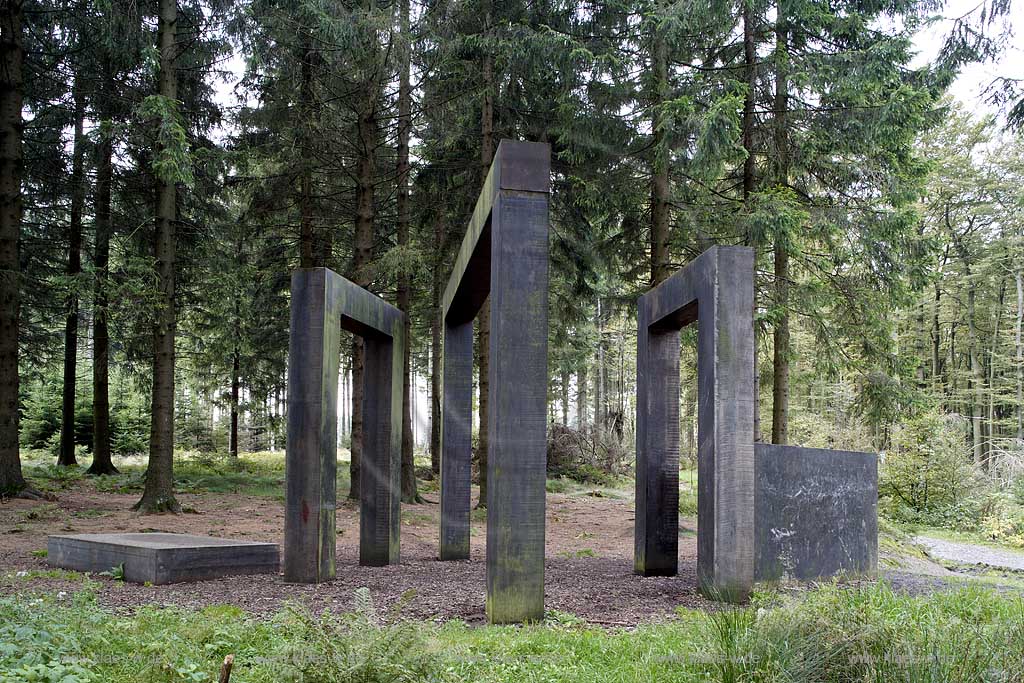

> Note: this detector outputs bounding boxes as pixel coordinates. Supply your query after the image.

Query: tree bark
[650,21,670,288]
[742,0,761,443]
[476,25,494,509]
[0,0,27,495]
[135,0,181,513]
[429,205,443,477]
[576,363,587,428]
[741,0,757,202]
[397,0,419,503]
[770,7,790,446]
[988,276,1005,454]
[298,33,316,269]
[349,80,378,500]
[966,262,985,467]
[58,82,86,467]
[771,240,790,445]
[932,280,942,394]
[230,344,240,458]
[87,70,117,476]
[1016,268,1023,442]
[560,368,569,425]
[594,298,604,430]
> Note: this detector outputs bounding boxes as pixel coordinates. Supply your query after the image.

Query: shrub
[880,409,988,529]
[546,424,630,485]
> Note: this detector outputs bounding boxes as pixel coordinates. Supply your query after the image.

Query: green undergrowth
[17,450,355,500]
[2,582,1023,682]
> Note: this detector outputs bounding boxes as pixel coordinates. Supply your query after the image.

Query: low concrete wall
[755,444,878,582]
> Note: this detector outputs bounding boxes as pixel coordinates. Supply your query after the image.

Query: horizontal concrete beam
[442,140,550,324]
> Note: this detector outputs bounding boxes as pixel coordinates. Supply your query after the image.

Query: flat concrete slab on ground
[47,533,279,584]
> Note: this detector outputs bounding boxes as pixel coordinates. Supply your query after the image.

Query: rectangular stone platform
[47,533,280,584]
[755,445,878,581]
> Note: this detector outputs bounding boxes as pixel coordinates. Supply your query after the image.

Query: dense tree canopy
[0,0,1021,522]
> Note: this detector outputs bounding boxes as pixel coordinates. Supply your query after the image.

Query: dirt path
[0,484,713,625]
[914,535,1024,572]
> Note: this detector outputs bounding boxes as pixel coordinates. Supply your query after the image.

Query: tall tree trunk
[1015,268,1023,442]
[770,8,790,446]
[135,0,181,513]
[967,271,985,467]
[349,82,378,500]
[429,205,444,476]
[988,277,1005,453]
[916,296,927,387]
[932,280,942,394]
[298,33,316,269]
[594,298,604,430]
[742,0,761,443]
[0,0,28,495]
[88,71,117,476]
[560,368,569,425]
[576,364,587,428]
[397,0,418,503]
[476,23,494,509]
[230,233,241,458]
[650,21,670,287]
[58,82,86,467]
[88,81,116,475]
[230,344,240,458]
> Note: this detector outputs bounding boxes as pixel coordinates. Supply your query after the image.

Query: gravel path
[914,535,1024,571]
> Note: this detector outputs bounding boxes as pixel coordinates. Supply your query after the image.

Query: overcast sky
[912,0,1023,118]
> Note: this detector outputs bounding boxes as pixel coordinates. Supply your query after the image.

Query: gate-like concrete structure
[635,246,877,600]
[439,139,550,623]
[635,247,756,599]
[284,268,405,583]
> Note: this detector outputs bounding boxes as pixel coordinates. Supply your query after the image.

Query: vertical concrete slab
[285,268,340,583]
[634,317,680,576]
[359,333,402,566]
[486,187,549,624]
[440,320,473,560]
[697,247,756,600]
[755,444,878,581]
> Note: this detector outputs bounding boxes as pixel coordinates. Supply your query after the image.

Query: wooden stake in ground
[218,654,234,683]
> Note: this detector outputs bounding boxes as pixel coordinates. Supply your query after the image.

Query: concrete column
[284,269,340,583]
[485,189,549,624]
[440,319,473,560]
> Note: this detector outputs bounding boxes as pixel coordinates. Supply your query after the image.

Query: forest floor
[0,473,717,625]
[1,454,1022,625]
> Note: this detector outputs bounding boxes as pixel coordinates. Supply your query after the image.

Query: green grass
[18,450,355,500]
[2,582,1022,682]
[679,468,698,518]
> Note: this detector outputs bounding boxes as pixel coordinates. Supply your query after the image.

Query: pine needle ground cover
[2,582,1023,683]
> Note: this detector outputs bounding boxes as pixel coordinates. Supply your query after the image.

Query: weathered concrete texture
[755,444,878,581]
[635,246,756,602]
[439,320,472,560]
[47,533,279,584]
[439,139,550,624]
[286,268,405,582]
